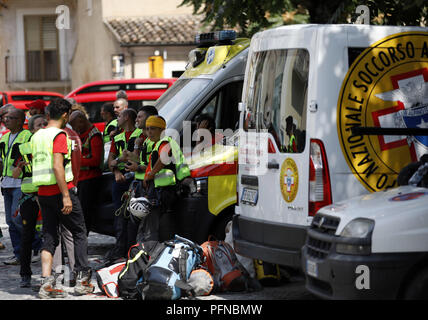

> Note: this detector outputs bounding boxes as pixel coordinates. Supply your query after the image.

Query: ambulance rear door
[239,26,316,227]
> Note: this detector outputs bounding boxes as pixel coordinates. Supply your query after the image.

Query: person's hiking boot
[20,275,31,288]
[4,256,20,265]
[74,269,95,295]
[38,276,67,299]
[0,242,5,250]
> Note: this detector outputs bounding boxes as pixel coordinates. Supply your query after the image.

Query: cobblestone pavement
[0,194,316,301]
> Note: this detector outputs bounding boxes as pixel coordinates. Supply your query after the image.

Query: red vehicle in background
[0,90,64,138]
[0,90,64,110]
[65,78,176,131]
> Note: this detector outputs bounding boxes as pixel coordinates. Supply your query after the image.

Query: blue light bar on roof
[195,30,237,45]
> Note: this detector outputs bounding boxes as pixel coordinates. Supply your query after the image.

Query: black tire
[210,212,233,241]
[403,267,428,300]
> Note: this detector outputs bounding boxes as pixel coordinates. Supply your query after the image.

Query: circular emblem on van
[280,158,299,203]
[337,32,428,192]
[206,48,215,65]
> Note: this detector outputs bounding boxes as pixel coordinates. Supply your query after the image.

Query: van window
[194,81,243,131]
[244,49,309,153]
[156,78,211,126]
[10,95,60,101]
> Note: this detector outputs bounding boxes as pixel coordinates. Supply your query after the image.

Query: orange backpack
[200,238,248,292]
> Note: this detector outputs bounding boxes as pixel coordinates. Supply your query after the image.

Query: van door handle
[267,161,279,169]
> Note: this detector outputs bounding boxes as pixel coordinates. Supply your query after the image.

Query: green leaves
[179,0,426,38]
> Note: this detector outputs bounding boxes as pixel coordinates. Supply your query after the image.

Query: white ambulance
[233,24,428,270]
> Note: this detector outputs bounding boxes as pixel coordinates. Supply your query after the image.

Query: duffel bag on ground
[201,237,248,292]
[117,242,152,299]
[138,235,204,300]
[96,261,126,298]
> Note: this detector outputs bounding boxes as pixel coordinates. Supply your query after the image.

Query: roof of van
[255,24,427,33]
[250,24,427,52]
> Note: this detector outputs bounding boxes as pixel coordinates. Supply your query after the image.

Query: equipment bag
[138,235,203,300]
[254,259,282,286]
[95,262,126,298]
[117,242,151,300]
[187,268,215,296]
[201,237,248,292]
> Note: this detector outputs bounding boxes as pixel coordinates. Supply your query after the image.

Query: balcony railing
[5,54,70,83]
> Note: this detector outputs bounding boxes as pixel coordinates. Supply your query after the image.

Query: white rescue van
[303,182,428,299]
[233,24,428,269]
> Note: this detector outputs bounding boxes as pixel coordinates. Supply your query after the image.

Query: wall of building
[0,0,76,94]
[101,0,193,18]
[125,45,193,79]
[70,0,120,91]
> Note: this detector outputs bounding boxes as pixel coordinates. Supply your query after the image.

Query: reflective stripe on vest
[113,128,142,171]
[0,130,32,178]
[19,141,38,193]
[103,119,117,143]
[134,138,154,181]
[31,127,74,186]
[81,126,103,171]
[152,136,190,188]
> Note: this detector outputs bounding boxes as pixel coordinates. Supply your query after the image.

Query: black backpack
[117,241,155,299]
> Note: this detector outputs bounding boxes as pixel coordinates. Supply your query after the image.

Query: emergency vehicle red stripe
[190,162,237,178]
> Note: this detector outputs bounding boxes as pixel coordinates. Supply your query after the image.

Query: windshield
[156,78,211,124]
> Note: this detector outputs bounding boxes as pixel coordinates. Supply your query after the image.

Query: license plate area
[241,188,258,206]
[306,259,318,278]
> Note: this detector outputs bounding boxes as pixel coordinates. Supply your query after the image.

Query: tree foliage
[179,0,427,37]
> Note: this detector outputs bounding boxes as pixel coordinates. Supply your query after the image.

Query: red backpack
[200,238,248,292]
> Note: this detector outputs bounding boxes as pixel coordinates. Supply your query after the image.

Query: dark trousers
[19,194,41,277]
[137,185,178,243]
[38,190,90,273]
[111,177,133,259]
[77,176,102,235]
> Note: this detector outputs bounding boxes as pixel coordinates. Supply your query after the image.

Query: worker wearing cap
[140,115,190,242]
[25,99,47,117]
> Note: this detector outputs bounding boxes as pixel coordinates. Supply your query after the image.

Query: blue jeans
[2,188,41,259]
[2,187,23,259]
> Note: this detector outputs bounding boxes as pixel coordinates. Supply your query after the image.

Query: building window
[24,15,59,81]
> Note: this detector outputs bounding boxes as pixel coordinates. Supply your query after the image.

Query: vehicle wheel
[210,212,233,241]
[403,267,428,300]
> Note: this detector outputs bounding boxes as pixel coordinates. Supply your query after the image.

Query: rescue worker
[31,98,94,298]
[123,105,158,247]
[123,105,158,179]
[0,103,16,250]
[141,115,191,242]
[113,98,128,117]
[25,99,47,117]
[69,111,103,234]
[0,108,36,265]
[12,114,46,287]
[106,108,142,261]
[286,116,297,153]
[100,102,117,144]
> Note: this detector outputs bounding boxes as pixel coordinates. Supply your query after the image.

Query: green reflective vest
[152,136,190,188]
[0,129,32,179]
[81,126,104,171]
[134,137,155,181]
[287,134,296,153]
[113,128,142,171]
[31,127,74,186]
[103,119,117,143]
[19,141,38,193]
